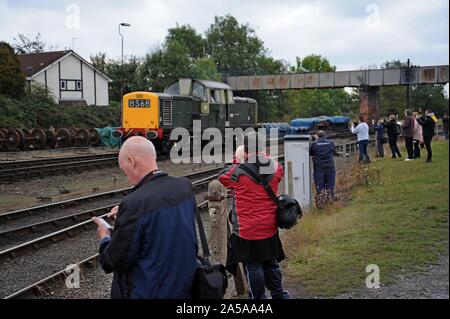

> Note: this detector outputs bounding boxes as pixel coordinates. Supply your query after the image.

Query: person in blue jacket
[374,120,385,158]
[309,130,338,207]
[92,136,198,299]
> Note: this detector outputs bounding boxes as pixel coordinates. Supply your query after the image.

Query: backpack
[395,123,401,135]
[235,163,302,229]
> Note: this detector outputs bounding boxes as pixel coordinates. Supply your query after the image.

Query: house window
[76,80,82,91]
[60,80,67,90]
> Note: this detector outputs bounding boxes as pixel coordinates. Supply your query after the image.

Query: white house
[18,50,112,106]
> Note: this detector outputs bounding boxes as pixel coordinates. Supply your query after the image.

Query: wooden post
[207,180,248,297]
[207,180,227,264]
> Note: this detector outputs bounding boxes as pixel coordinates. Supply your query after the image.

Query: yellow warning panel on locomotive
[122,92,159,129]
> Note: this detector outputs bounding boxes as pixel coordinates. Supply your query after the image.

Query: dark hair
[405,109,412,116]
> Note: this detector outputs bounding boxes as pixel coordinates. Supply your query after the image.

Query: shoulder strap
[238,163,281,208]
[195,204,210,258]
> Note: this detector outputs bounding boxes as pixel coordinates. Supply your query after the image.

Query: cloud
[0,0,448,71]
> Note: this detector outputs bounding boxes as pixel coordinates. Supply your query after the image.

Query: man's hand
[107,205,119,220]
[92,217,111,240]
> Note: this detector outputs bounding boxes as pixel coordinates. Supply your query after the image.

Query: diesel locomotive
[114,78,258,154]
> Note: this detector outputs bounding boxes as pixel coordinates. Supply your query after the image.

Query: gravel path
[0,225,98,298]
[3,193,209,299]
[335,253,449,299]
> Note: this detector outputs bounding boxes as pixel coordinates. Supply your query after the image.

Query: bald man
[92,136,198,299]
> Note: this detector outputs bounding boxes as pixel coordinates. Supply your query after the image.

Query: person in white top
[351,116,370,163]
[412,112,423,158]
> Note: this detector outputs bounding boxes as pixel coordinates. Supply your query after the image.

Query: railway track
[0,167,222,246]
[0,153,118,170]
[0,155,120,183]
[2,200,209,299]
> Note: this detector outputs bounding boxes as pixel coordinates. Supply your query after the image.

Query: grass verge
[283,140,449,297]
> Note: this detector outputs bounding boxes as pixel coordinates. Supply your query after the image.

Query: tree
[0,42,25,97]
[378,60,448,117]
[379,60,408,117]
[166,24,206,59]
[293,54,336,72]
[279,54,352,121]
[191,58,222,81]
[205,15,266,75]
[90,53,142,102]
[12,33,46,54]
[410,85,449,116]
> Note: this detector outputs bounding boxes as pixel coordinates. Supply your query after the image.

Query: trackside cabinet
[283,135,312,209]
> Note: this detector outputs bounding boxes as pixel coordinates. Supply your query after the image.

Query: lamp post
[119,23,131,106]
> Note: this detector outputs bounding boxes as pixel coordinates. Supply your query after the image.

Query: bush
[0,84,120,128]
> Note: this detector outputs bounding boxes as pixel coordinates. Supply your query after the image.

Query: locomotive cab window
[60,80,66,90]
[166,82,180,95]
[192,83,205,100]
[227,90,235,104]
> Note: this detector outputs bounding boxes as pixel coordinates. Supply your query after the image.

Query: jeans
[388,136,401,158]
[404,136,414,159]
[314,167,336,204]
[413,139,421,158]
[358,140,370,162]
[376,139,384,157]
[244,260,289,299]
[423,135,433,160]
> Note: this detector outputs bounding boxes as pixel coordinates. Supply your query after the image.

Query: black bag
[191,205,228,299]
[238,163,302,229]
[395,123,401,135]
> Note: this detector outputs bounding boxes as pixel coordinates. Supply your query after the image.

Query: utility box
[283,135,312,209]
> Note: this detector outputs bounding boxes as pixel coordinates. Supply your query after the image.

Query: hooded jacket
[99,171,198,299]
[218,154,283,241]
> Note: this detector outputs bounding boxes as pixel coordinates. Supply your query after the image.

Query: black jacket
[99,171,198,299]
[385,120,400,138]
[417,116,436,137]
[310,137,336,169]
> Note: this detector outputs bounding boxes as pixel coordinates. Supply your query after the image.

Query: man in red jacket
[218,132,289,299]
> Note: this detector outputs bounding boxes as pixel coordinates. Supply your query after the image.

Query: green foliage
[90,53,142,102]
[277,54,353,121]
[293,54,336,72]
[0,42,25,98]
[12,33,46,54]
[379,60,449,117]
[410,85,449,116]
[205,14,266,75]
[0,84,119,128]
[166,24,207,59]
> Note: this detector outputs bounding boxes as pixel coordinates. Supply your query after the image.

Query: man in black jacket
[309,130,338,207]
[417,110,437,163]
[92,136,198,298]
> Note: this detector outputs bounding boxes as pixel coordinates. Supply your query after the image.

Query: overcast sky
[0,0,448,71]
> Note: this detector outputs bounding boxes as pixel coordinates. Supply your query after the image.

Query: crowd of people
[309,109,447,207]
[89,110,447,300]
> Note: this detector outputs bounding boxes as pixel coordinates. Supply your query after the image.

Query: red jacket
[218,157,283,240]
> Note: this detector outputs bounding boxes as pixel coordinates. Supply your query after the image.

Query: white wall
[83,64,95,105]
[30,52,110,106]
[95,72,109,106]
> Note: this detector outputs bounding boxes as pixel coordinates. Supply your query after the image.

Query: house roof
[17,50,113,82]
[18,50,68,75]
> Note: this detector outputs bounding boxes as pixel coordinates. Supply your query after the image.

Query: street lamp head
[120,23,131,27]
